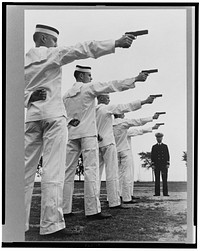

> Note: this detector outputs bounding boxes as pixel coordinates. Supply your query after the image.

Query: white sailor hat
[35,24,59,38]
[155,132,164,137]
[75,65,91,73]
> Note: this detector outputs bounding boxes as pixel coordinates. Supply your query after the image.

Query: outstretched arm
[123,116,153,129]
[106,100,142,115]
[127,127,153,137]
[59,34,136,66]
[88,71,149,97]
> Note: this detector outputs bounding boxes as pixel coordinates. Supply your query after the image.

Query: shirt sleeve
[87,78,136,97]
[127,127,153,137]
[24,90,33,108]
[106,100,142,114]
[123,117,153,129]
[151,145,155,163]
[166,145,170,164]
[57,40,115,66]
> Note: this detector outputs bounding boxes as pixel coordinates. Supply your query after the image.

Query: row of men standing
[63,64,163,214]
[24,24,169,237]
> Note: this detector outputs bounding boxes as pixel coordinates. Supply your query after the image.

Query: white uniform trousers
[25,116,67,235]
[130,154,135,196]
[63,136,101,216]
[130,161,134,196]
[99,144,121,207]
[117,149,133,202]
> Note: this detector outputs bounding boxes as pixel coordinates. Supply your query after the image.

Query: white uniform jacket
[24,40,115,122]
[113,117,153,152]
[96,101,141,148]
[63,78,138,140]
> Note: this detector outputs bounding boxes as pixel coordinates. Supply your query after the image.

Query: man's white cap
[35,24,59,38]
[75,65,91,73]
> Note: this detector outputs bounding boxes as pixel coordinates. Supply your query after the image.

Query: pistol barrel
[156,123,165,126]
[150,94,163,98]
[156,112,166,115]
[125,29,148,36]
[142,69,158,74]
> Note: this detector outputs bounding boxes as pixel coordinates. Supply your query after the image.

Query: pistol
[156,112,166,115]
[150,94,163,98]
[125,30,148,37]
[142,69,158,74]
[156,123,165,126]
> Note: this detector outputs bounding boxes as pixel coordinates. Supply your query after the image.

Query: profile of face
[156,136,163,143]
[43,34,57,48]
[82,72,92,83]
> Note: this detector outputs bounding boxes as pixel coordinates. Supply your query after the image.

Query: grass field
[25,181,187,246]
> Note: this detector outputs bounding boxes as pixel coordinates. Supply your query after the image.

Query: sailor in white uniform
[127,123,161,199]
[96,94,156,208]
[113,111,159,204]
[25,24,136,235]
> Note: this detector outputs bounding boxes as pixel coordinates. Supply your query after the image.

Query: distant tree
[138,151,154,182]
[182,151,187,167]
[75,154,84,181]
[37,155,85,180]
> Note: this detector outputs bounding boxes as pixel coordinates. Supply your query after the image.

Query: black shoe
[153,194,160,196]
[132,196,140,200]
[64,212,75,218]
[163,194,169,196]
[86,212,112,220]
[110,205,130,209]
[41,227,81,237]
[123,200,138,204]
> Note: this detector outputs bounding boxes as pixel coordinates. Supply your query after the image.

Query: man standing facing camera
[151,132,170,196]
[24,23,137,236]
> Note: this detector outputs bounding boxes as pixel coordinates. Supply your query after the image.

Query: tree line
[36,151,187,181]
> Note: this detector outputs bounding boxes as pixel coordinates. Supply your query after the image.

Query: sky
[25,6,187,181]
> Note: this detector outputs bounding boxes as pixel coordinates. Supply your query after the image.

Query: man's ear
[40,34,47,44]
[80,73,84,80]
[99,96,104,103]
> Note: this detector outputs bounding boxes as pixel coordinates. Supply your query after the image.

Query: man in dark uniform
[151,132,170,196]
